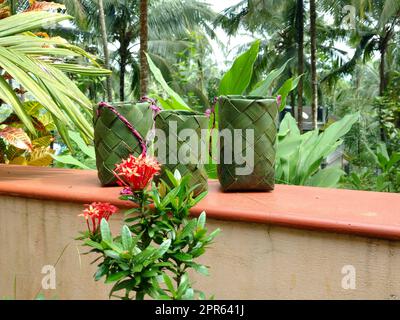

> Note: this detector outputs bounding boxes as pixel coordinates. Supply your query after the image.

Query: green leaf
[177,273,190,298]
[104,250,120,260]
[191,191,208,206]
[109,279,136,295]
[121,225,133,251]
[250,58,292,96]
[68,130,96,159]
[197,211,206,229]
[173,252,193,262]
[179,220,197,239]
[94,264,108,281]
[190,263,209,276]
[306,166,345,188]
[162,273,176,295]
[105,271,130,284]
[0,77,35,134]
[155,239,171,258]
[0,12,72,37]
[219,40,260,95]
[146,53,191,111]
[51,154,91,169]
[276,75,302,111]
[100,219,112,244]
[206,228,221,242]
[84,240,103,251]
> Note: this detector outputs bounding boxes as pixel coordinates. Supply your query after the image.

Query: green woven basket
[217,95,278,191]
[154,110,208,195]
[93,101,153,186]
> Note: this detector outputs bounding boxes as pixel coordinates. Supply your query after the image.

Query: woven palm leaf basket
[217,95,278,191]
[154,110,208,195]
[93,101,153,186]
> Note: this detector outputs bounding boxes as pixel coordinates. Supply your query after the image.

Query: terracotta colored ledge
[1,164,400,240]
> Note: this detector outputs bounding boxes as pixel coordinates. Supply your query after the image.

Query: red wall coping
[1,164,400,240]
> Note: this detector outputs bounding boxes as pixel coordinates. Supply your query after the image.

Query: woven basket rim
[157,110,207,118]
[94,101,150,108]
[220,95,276,102]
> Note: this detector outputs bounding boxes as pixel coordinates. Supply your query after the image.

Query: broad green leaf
[100,219,112,244]
[276,75,302,111]
[197,211,206,229]
[306,166,345,188]
[219,40,260,95]
[104,250,120,260]
[121,225,133,251]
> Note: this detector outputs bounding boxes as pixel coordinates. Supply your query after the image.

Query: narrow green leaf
[105,271,130,284]
[0,76,35,134]
[146,53,191,110]
[250,58,292,96]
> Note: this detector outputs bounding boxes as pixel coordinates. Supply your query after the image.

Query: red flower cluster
[79,202,118,234]
[114,154,161,192]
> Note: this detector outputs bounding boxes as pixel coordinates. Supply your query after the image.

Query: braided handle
[97,102,147,156]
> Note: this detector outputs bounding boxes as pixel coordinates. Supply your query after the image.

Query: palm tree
[62,0,217,101]
[98,0,112,101]
[296,0,304,131]
[321,0,400,96]
[310,0,318,129]
[139,0,148,97]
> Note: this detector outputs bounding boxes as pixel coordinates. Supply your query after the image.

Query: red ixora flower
[114,154,161,192]
[79,202,118,234]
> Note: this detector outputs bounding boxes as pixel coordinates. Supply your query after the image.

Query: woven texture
[93,102,153,186]
[217,95,278,191]
[155,110,208,195]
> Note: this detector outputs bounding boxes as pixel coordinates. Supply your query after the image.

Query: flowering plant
[78,154,219,300]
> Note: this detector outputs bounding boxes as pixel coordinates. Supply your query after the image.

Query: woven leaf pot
[217,95,278,191]
[154,110,208,195]
[93,102,153,186]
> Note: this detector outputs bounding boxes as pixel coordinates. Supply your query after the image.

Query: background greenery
[0,0,399,192]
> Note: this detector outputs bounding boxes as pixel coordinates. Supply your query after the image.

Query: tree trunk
[139,0,149,97]
[378,32,389,141]
[296,0,304,132]
[119,41,128,102]
[379,37,388,96]
[98,0,113,102]
[310,0,318,130]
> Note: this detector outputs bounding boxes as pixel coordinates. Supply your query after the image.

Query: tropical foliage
[0,10,110,144]
[1,0,398,193]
